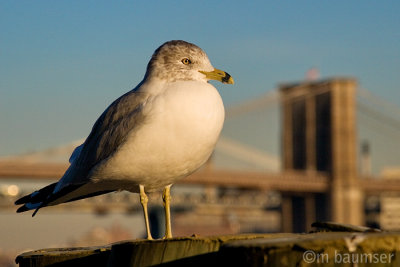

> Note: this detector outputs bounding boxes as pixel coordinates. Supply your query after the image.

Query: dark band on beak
[222,72,232,84]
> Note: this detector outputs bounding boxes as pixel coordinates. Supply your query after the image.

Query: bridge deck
[1,161,399,193]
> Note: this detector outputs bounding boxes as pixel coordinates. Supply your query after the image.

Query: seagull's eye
[181,58,191,65]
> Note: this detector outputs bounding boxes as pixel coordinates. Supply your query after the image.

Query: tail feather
[16,205,32,213]
[15,182,83,216]
[15,181,115,216]
[15,182,57,205]
[15,182,59,216]
[16,202,42,213]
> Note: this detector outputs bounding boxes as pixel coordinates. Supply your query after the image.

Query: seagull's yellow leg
[139,185,153,240]
[162,184,172,239]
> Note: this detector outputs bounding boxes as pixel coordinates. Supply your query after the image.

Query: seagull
[15,40,234,239]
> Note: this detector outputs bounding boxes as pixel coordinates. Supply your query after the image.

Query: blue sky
[1,1,399,156]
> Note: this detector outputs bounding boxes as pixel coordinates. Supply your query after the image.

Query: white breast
[91,81,225,191]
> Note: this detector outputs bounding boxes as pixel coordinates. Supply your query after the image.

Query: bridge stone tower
[280,78,363,229]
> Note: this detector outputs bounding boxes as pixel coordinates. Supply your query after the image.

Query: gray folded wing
[15,88,150,215]
[70,89,149,184]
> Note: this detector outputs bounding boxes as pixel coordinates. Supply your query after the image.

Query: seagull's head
[145,40,234,85]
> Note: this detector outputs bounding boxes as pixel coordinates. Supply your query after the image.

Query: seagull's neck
[139,77,168,96]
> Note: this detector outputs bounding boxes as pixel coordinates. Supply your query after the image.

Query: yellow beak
[199,68,234,84]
